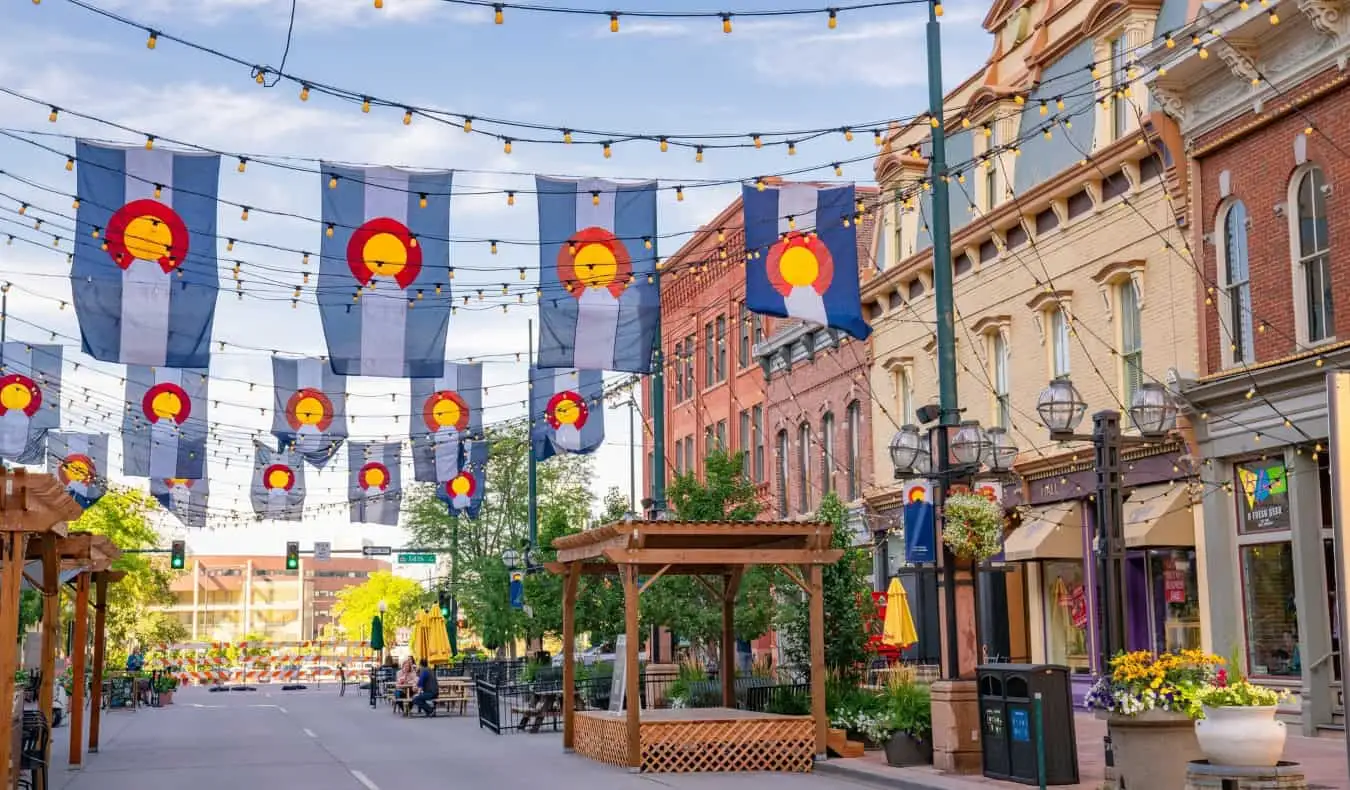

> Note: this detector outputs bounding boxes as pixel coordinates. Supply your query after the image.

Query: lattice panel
[639,718,814,773]
[573,714,631,768]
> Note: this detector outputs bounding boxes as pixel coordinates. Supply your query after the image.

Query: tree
[331,570,430,640]
[518,494,627,647]
[778,492,874,682]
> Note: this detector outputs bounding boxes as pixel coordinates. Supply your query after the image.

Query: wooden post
[623,563,641,770]
[88,573,108,753]
[720,571,741,709]
[0,533,27,790]
[560,562,579,750]
[68,571,90,767]
[808,563,827,758]
[38,535,59,731]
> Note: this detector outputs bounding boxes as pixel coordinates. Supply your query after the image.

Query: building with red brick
[1144,2,1347,733]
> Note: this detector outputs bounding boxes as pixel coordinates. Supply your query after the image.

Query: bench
[433,689,469,715]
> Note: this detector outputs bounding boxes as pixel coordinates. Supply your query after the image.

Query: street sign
[509,571,524,610]
[397,553,436,564]
[314,541,331,563]
[362,546,392,557]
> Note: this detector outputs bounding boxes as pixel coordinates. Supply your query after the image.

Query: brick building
[1144,0,1348,734]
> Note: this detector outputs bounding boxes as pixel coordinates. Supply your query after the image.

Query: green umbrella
[447,599,458,657]
[369,615,385,653]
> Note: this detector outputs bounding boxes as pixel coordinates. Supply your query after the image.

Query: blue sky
[0,0,993,556]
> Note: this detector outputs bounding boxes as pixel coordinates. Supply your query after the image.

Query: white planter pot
[1194,705,1286,768]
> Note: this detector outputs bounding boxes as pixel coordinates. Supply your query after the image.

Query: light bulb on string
[463,117,473,133]
[48,107,59,123]
[721,13,732,33]
[493,3,503,23]
[506,191,516,206]
[65,157,74,172]
[610,13,619,32]
[147,30,158,49]
[361,97,371,113]
[503,138,513,154]
[602,142,612,158]
[828,9,838,28]
[562,129,572,144]
[695,146,704,163]
[237,157,248,173]
[403,109,413,125]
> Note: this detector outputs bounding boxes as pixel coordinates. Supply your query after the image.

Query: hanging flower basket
[941,490,1006,561]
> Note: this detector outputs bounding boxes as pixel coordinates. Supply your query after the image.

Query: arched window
[1292,166,1334,343]
[775,430,790,517]
[845,401,862,501]
[798,421,812,513]
[1220,200,1255,364]
[821,412,835,496]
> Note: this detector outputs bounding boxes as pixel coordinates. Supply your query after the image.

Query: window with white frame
[1119,281,1143,407]
[894,366,914,425]
[985,165,999,212]
[752,405,765,483]
[1221,200,1255,364]
[1051,307,1071,378]
[821,412,835,496]
[797,421,812,513]
[1292,166,1335,343]
[991,332,1011,429]
[892,197,904,267]
[845,401,861,501]
[775,429,789,517]
[1111,36,1129,140]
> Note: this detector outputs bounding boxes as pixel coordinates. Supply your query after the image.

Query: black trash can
[977,663,1079,785]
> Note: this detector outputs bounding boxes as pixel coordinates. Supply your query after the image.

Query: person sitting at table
[396,657,416,688]
[412,659,438,717]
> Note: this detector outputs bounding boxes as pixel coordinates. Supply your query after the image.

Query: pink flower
[1215,669,1228,688]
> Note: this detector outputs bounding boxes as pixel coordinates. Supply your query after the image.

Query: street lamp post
[1035,379,1178,672]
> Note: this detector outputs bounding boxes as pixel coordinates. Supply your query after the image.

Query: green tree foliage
[16,591,42,642]
[331,570,431,639]
[778,492,874,682]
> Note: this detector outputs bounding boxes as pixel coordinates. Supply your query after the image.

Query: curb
[814,760,967,790]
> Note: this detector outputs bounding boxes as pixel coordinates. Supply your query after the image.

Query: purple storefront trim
[1070,674,1095,707]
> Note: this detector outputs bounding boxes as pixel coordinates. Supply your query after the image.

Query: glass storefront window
[1149,549,1201,652]
[1042,560,1090,672]
[1240,542,1300,677]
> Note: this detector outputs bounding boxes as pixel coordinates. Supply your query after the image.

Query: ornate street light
[1128,382,1177,438]
[985,426,1019,473]
[501,547,520,570]
[951,420,988,467]
[1037,377,1088,438]
[889,425,925,475]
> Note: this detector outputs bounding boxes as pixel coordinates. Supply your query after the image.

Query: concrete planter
[1195,705,1285,768]
[1100,709,1201,789]
[883,732,933,766]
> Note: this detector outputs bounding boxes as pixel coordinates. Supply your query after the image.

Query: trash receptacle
[977,663,1079,785]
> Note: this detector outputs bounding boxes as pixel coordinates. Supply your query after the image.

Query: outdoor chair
[19,709,49,790]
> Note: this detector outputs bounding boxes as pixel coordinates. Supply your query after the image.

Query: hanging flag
[529,366,604,462]
[438,438,487,519]
[271,356,348,467]
[318,164,452,378]
[46,433,108,508]
[0,342,61,464]
[903,480,937,565]
[250,441,305,521]
[536,177,659,372]
[348,441,402,526]
[71,141,220,368]
[151,475,209,530]
[742,182,871,340]
[123,366,207,479]
[409,363,482,484]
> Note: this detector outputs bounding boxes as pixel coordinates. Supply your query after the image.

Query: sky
[0,0,995,556]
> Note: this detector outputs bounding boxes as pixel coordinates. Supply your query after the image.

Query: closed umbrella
[882,577,919,649]
[370,615,385,657]
[410,611,429,664]
[424,608,452,666]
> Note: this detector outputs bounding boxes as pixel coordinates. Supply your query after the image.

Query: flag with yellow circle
[436,437,487,520]
[347,441,401,526]
[529,366,604,462]
[152,474,209,530]
[122,365,207,479]
[272,356,348,468]
[0,342,61,465]
[410,363,481,484]
[46,432,108,509]
[250,441,305,521]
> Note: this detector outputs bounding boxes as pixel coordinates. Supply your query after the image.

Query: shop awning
[1123,483,1195,548]
[1002,502,1081,562]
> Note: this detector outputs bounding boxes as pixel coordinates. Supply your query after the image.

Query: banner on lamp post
[902,479,936,565]
[975,480,1008,568]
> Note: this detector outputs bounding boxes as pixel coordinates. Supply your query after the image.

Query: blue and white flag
[0,342,61,464]
[742,182,871,340]
[250,441,305,521]
[318,164,452,378]
[123,365,207,479]
[72,141,220,368]
[410,363,482,484]
[529,366,604,462]
[47,432,108,509]
[438,437,487,519]
[348,441,402,526]
[151,475,209,530]
[536,177,658,372]
[272,357,347,468]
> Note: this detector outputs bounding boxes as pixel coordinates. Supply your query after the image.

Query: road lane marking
[277,706,288,714]
[303,728,317,738]
[351,770,379,790]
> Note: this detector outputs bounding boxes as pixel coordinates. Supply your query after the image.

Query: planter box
[1195,705,1286,767]
[1100,709,1201,790]
[884,733,933,767]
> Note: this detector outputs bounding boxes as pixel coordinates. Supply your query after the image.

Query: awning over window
[1002,502,1081,562]
[1123,482,1195,549]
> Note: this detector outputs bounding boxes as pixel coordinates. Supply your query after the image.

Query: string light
[658,137,669,152]
[48,107,58,123]
[361,97,371,113]
[506,191,516,207]
[237,157,248,173]
[403,109,413,125]
[721,13,732,33]
[562,129,573,144]
[695,146,704,163]
[602,142,612,159]
[419,193,428,209]
[828,8,838,28]
[299,84,310,101]
[146,30,157,50]
[610,12,619,32]
[494,3,504,24]
[463,117,473,133]
[787,141,797,156]
[503,138,513,154]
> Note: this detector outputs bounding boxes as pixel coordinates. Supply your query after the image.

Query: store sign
[1162,555,1188,604]
[1236,460,1291,532]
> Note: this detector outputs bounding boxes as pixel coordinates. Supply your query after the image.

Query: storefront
[1003,446,1202,703]
[1184,348,1350,736]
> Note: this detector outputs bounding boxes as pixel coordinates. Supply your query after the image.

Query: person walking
[411,659,438,717]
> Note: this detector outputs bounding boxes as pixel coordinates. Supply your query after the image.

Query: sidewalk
[815,713,1350,790]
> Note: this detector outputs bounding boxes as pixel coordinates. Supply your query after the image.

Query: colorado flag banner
[123,366,207,479]
[410,363,482,484]
[438,438,487,519]
[72,141,220,368]
[348,441,402,526]
[318,164,452,378]
[250,442,305,521]
[529,366,604,462]
[152,475,209,530]
[742,182,871,341]
[535,177,659,373]
[271,357,348,467]
[47,433,108,508]
[0,342,61,464]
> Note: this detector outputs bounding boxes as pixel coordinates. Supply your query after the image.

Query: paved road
[49,686,873,790]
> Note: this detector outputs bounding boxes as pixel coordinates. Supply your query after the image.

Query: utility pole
[650,245,667,516]
[527,318,538,548]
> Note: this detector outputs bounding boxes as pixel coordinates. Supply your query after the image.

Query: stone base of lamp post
[931,680,982,773]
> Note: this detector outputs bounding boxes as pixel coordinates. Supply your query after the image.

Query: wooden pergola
[548,520,843,773]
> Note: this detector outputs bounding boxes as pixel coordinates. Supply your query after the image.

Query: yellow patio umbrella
[423,608,453,666]
[409,610,429,664]
[882,577,919,649]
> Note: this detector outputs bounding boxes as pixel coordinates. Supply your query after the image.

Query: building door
[1325,538,1344,716]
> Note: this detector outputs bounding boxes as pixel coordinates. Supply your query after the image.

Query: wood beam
[637,564,671,595]
[0,533,27,790]
[622,564,641,769]
[89,573,109,753]
[777,565,808,594]
[690,575,721,599]
[69,572,90,767]
[603,548,843,566]
[39,534,59,749]
[556,533,630,564]
[808,564,827,758]
[721,570,743,709]
[561,563,580,751]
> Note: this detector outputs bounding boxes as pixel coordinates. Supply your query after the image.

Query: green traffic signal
[285,541,299,570]
[170,540,185,570]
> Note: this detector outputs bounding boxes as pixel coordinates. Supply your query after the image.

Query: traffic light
[170,540,185,570]
[437,588,451,618]
[285,541,300,570]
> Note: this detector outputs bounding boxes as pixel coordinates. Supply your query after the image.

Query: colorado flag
[742,182,871,340]
[250,442,305,521]
[438,438,487,519]
[272,357,348,467]
[0,342,61,464]
[348,441,402,526]
[152,475,209,530]
[319,164,452,378]
[47,433,108,509]
[529,366,604,462]
[410,363,482,484]
[536,177,659,373]
[123,366,207,479]
[72,141,220,368]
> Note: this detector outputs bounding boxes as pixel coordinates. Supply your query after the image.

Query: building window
[821,412,835,496]
[985,166,998,212]
[738,409,751,474]
[991,332,1011,429]
[705,426,715,459]
[776,430,790,517]
[797,421,812,513]
[683,335,696,399]
[673,342,686,403]
[674,438,684,475]
[1119,281,1143,408]
[892,197,905,265]
[1051,307,1071,378]
[1111,36,1129,140]
[738,302,751,369]
[715,314,727,382]
[845,401,861,501]
[1240,542,1298,677]
[1293,166,1334,343]
[1042,560,1090,672]
[716,419,727,450]
[704,321,715,387]
[894,367,913,425]
[1221,200,1255,364]
[752,313,765,345]
[752,405,765,483]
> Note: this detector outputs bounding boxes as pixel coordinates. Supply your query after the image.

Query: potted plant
[153,674,178,706]
[1085,649,1224,789]
[882,679,933,766]
[1194,660,1288,767]
[941,489,1006,562]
